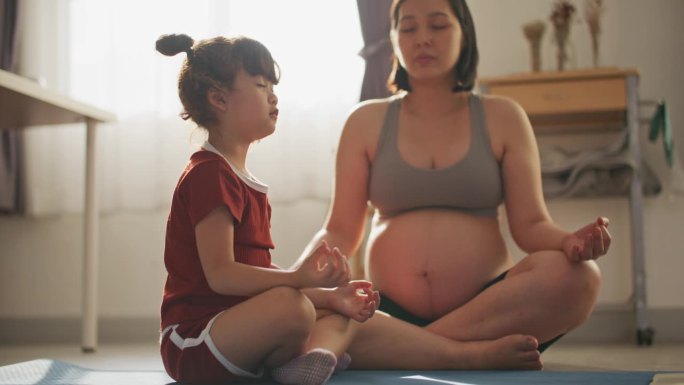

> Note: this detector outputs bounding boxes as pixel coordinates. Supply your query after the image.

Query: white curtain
[19,0,363,215]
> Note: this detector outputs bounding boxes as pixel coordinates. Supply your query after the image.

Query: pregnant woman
[297,0,610,370]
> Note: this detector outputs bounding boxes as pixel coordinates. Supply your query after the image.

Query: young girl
[156,33,379,385]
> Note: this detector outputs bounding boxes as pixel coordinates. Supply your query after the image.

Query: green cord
[649,101,674,167]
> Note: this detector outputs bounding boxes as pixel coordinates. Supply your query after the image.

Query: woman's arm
[491,96,610,259]
[296,101,386,266]
[493,96,565,251]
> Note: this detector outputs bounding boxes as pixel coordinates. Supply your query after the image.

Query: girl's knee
[256,287,317,367]
[263,286,316,334]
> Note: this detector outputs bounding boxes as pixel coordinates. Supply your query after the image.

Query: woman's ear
[207,87,228,111]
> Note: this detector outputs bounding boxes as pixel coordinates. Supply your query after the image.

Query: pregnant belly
[366,209,511,320]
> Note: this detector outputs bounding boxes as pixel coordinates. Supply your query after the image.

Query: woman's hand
[329,280,380,323]
[294,241,351,288]
[562,217,611,262]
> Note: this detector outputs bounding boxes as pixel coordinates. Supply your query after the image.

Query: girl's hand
[294,241,351,288]
[562,217,611,262]
[329,280,380,323]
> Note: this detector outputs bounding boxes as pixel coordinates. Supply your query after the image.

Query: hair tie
[185,49,194,61]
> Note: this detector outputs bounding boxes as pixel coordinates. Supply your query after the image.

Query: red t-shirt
[160,149,274,329]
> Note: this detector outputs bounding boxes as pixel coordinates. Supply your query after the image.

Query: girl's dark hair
[388,0,479,93]
[156,34,280,127]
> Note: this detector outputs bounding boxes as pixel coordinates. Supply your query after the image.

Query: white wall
[1,0,682,332]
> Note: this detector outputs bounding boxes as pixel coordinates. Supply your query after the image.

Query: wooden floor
[1,340,683,372]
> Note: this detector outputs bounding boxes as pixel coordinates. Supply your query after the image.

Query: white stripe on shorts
[161,311,263,378]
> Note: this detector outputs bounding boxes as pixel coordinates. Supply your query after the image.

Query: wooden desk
[0,69,116,352]
[479,67,654,345]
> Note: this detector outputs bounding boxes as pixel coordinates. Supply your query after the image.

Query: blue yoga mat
[0,358,673,385]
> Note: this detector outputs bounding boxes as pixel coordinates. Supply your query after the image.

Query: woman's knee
[560,257,600,301]
[537,251,601,316]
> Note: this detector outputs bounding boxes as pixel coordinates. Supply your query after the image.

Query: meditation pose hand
[295,241,352,288]
[562,217,612,262]
[329,280,380,322]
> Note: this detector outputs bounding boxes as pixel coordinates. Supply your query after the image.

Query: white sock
[335,352,351,372]
[271,348,338,385]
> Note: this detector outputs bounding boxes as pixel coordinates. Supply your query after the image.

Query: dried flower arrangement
[550,0,576,71]
[585,0,604,67]
[523,20,546,72]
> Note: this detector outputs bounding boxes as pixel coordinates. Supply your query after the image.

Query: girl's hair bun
[156,34,194,57]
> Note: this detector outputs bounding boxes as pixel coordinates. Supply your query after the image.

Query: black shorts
[378,270,563,353]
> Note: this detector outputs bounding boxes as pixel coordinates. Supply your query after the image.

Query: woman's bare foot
[460,334,543,370]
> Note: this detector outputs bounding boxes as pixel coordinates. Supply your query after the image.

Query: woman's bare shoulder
[479,93,536,149]
[344,96,395,135]
[348,96,393,120]
[480,93,532,132]
[479,93,527,119]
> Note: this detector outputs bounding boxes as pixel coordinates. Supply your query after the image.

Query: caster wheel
[636,327,654,346]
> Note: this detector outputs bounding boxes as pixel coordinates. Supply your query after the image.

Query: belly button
[421,271,428,278]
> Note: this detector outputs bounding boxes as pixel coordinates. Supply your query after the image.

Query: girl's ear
[207,87,228,111]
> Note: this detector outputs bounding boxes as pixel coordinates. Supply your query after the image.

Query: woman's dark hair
[388,0,479,93]
[156,34,280,128]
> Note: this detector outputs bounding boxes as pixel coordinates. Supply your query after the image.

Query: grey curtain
[0,0,25,214]
[356,0,393,101]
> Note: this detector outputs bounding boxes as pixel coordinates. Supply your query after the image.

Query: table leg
[82,118,99,352]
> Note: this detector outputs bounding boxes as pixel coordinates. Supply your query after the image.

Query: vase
[591,34,600,68]
[530,40,542,72]
[555,33,570,71]
[523,21,546,73]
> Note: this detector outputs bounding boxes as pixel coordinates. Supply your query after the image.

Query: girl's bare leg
[208,286,316,373]
[271,310,356,385]
[306,310,357,357]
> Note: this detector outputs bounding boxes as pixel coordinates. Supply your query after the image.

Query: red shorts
[160,311,263,384]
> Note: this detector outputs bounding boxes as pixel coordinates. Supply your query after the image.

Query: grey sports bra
[368,93,503,218]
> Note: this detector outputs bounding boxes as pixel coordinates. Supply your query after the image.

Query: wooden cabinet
[479,67,637,133]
